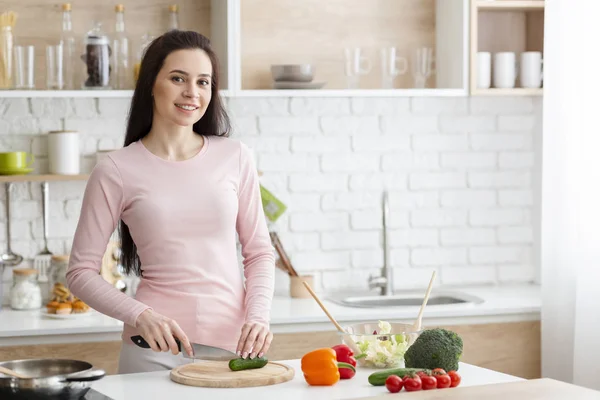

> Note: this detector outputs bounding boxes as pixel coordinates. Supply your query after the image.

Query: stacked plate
[271,64,326,89]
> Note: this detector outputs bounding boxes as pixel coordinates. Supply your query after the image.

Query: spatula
[301,281,362,356]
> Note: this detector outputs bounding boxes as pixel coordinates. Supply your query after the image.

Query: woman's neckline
[138,135,210,164]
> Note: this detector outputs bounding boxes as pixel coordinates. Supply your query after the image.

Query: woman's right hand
[134,309,193,356]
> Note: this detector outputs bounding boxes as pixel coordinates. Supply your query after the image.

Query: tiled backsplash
[0,95,542,304]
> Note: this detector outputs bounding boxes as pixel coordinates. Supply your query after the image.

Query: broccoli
[404,328,463,372]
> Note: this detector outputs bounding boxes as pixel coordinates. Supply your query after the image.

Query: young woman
[66,30,275,374]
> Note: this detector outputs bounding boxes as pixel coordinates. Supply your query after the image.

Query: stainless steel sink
[328,291,484,308]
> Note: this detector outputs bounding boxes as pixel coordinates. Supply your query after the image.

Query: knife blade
[130,335,238,361]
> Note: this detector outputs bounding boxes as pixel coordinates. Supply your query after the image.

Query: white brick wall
[0,95,542,305]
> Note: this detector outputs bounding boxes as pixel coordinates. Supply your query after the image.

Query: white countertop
[0,284,540,346]
[90,359,524,400]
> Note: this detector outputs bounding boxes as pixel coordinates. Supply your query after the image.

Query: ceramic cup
[0,152,34,171]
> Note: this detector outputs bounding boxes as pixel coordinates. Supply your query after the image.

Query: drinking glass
[14,45,35,89]
[412,47,434,88]
[344,47,371,89]
[380,47,408,89]
[46,44,64,89]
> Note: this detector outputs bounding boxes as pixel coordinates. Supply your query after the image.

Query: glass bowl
[339,321,421,369]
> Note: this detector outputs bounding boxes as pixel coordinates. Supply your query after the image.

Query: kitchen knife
[130,335,238,361]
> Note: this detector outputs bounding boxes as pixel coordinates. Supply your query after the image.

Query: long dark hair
[119,30,231,277]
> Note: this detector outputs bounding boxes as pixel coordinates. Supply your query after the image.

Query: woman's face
[152,48,213,128]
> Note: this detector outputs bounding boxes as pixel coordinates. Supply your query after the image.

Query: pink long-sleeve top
[66,135,275,353]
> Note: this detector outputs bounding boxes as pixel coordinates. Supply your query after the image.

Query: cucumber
[228,357,269,371]
[368,367,430,386]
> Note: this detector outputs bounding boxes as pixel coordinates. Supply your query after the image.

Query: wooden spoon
[413,270,437,333]
[0,365,29,379]
[301,281,362,356]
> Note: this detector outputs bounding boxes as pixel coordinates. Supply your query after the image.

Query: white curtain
[541,0,600,391]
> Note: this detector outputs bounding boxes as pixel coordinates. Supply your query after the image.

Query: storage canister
[10,268,42,310]
[48,130,80,174]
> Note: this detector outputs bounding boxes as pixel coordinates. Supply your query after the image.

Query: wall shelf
[475,1,545,11]
[0,89,232,98]
[0,174,89,183]
[469,0,545,95]
[234,88,468,98]
[471,88,542,96]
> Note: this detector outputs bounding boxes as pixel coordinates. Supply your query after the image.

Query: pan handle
[131,335,182,352]
[62,369,106,383]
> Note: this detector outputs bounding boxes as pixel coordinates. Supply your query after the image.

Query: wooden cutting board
[169,360,295,388]
[356,378,600,399]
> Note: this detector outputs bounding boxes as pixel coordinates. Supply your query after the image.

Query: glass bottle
[168,4,179,31]
[60,3,76,90]
[112,4,130,89]
[82,22,111,89]
[133,33,153,84]
[10,269,42,310]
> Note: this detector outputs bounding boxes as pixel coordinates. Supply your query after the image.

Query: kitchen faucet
[368,191,393,296]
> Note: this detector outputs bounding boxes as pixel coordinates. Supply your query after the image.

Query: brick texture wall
[0,95,542,304]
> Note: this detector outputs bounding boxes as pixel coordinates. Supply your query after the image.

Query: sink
[327,291,484,308]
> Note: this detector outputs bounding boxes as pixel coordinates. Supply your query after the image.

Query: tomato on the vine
[385,375,403,393]
[448,370,462,388]
[403,374,422,392]
[435,373,452,389]
[420,374,437,390]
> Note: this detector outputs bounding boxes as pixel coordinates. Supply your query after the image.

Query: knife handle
[131,335,182,352]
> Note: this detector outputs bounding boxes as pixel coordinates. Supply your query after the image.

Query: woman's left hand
[236,321,273,359]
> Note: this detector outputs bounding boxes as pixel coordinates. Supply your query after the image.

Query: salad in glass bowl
[339,320,421,369]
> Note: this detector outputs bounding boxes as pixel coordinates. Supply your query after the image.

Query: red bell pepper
[331,344,357,379]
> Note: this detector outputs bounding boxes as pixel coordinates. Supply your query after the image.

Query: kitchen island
[88,360,524,400]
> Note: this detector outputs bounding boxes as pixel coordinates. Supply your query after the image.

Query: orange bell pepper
[300,348,356,386]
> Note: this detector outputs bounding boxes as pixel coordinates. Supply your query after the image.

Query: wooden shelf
[472,88,542,96]
[235,88,467,98]
[238,0,467,92]
[476,1,545,11]
[0,174,90,183]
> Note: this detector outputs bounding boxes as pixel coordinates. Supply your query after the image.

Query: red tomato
[421,375,437,390]
[432,368,447,376]
[435,373,452,389]
[416,371,430,379]
[403,375,422,392]
[385,375,403,393]
[448,371,462,388]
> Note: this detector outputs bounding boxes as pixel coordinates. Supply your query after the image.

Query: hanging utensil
[33,181,52,282]
[0,182,22,266]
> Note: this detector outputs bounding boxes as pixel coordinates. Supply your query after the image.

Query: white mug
[520,51,543,88]
[48,131,80,175]
[493,52,517,89]
[476,52,491,89]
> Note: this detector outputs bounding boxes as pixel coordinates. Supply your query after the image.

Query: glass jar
[10,269,42,310]
[82,22,111,89]
[49,254,70,292]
